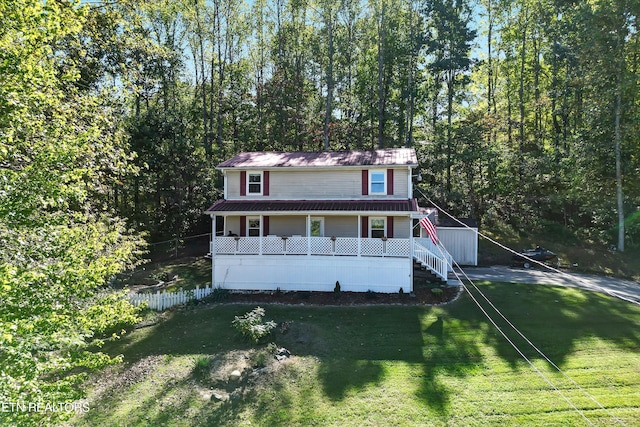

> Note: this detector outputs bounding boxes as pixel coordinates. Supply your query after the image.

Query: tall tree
[424,0,476,193]
[0,2,143,425]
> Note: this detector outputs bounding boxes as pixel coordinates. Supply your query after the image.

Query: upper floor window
[248,172,263,195]
[369,170,386,194]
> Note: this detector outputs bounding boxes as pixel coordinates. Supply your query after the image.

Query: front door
[310,217,325,237]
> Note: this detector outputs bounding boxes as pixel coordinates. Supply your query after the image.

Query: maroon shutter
[361,216,368,238]
[240,215,246,236]
[263,171,270,196]
[387,216,394,238]
[361,170,368,195]
[240,171,246,196]
[263,216,269,235]
[387,169,394,195]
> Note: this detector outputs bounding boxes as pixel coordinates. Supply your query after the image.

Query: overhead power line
[414,187,627,426]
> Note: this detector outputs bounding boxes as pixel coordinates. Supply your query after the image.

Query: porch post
[259,214,263,255]
[357,215,361,257]
[408,166,413,199]
[409,215,413,293]
[307,214,311,255]
[211,214,216,287]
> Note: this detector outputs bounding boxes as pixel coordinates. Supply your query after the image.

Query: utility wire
[420,193,639,306]
[432,244,625,426]
[413,187,626,425]
[433,248,596,426]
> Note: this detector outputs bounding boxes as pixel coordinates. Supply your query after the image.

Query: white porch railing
[415,238,453,272]
[213,236,411,257]
[413,241,448,281]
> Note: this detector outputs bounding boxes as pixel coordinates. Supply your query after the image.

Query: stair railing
[413,242,448,282]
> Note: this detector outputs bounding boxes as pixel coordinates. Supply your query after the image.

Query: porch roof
[217,148,418,169]
[205,199,420,214]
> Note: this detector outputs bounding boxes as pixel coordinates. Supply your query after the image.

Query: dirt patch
[87,355,165,402]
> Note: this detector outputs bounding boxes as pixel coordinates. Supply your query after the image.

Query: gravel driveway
[452,265,640,304]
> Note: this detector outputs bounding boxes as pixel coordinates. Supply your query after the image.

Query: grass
[67,282,640,426]
[113,257,211,292]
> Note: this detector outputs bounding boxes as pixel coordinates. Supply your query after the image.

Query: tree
[0,2,143,425]
[424,0,476,193]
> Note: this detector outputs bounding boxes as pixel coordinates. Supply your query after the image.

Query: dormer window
[247,172,263,195]
[369,170,386,194]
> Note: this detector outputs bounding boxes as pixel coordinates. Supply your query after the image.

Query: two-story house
[205,148,476,293]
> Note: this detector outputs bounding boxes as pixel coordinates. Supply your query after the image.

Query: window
[248,172,262,194]
[370,217,386,238]
[369,170,386,194]
[247,217,261,236]
[310,217,324,237]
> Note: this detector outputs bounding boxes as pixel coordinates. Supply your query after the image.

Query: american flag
[419,216,438,245]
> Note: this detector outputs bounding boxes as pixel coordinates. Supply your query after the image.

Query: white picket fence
[129,285,216,311]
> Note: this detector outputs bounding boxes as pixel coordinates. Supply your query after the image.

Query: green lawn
[68,282,640,426]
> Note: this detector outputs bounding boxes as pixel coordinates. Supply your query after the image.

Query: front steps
[413,260,446,284]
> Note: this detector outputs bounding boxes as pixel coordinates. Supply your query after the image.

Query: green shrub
[192,355,212,381]
[202,286,230,303]
[232,307,277,344]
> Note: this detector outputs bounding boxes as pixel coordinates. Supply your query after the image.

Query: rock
[275,347,291,361]
[229,370,242,381]
[211,392,225,402]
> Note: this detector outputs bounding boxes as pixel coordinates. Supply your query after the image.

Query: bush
[202,286,230,303]
[192,355,212,381]
[232,307,277,344]
[334,281,341,297]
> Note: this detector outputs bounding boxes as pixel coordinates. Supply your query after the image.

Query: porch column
[259,214,263,255]
[307,214,311,255]
[357,215,361,257]
[211,214,216,287]
[409,215,413,293]
[408,166,413,199]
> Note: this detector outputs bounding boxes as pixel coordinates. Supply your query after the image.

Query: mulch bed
[211,283,462,306]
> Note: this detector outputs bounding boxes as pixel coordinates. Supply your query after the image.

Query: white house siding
[221,215,411,238]
[225,168,409,200]
[437,227,478,266]
[227,171,241,197]
[269,216,306,236]
[325,216,357,237]
[225,216,240,236]
[214,255,411,293]
[393,217,410,238]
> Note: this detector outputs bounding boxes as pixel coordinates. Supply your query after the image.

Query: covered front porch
[206,200,449,292]
[213,235,410,257]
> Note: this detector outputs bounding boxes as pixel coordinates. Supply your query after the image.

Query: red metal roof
[205,199,419,213]
[217,148,418,169]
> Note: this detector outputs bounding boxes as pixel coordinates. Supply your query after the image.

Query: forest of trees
[84,0,639,248]
[1,1,639,424]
